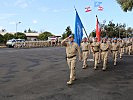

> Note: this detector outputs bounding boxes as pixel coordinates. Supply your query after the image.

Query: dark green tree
[38,31,54,40]
[90,21,132,38]
[14,32,27,39]
[116,0,133,12]
[0,34,4,43]
[28,28,32,33]
[24,29,27,33]
[62,26,72,39]
[3,33,15,43]
[90,31,96,37]
[127,27,133,37]
[27,28,38,33]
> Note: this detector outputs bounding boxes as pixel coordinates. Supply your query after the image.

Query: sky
[0,0,133,36]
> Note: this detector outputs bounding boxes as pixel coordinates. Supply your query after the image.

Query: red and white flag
[98,6,103,11]
[96,15,101,42]
[85,6,92,12]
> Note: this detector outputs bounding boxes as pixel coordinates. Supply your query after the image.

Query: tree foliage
[3,33,15,43]
[24,28,38,33]
[38,31,54,40]
[62,26,73,39]
[14,32,27,39]
[116,0,133,12]
[0,34,4,43]
[90,21,133,38]
[90,31,96,37]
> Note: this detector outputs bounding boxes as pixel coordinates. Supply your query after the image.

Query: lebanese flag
[85,6,92,12]
[96,15,101,42]
[98,6,103,11]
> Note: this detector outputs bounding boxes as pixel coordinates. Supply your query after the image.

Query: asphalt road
[0,47,133,100]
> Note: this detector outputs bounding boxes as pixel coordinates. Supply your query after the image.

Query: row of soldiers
[61,35,133,85]
[14,41,61,48]
[89,37,132,70]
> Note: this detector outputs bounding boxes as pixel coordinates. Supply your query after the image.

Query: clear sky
[0,0,133,36]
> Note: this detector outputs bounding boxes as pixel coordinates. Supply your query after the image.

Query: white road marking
[87,59,94,61]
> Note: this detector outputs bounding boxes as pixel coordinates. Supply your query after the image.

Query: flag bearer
[61,35,81,85]
[91,37,100,70]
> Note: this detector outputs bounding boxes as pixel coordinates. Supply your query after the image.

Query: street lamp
[16,22,21,39]
[16,22,21,33]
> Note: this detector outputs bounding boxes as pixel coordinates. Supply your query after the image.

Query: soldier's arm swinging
[77,45,82,61]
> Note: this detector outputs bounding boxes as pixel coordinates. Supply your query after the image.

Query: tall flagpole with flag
[96,15,101,42]
[74,9,83,46]
[74,7,89,46]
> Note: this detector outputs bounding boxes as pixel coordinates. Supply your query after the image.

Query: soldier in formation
[119,39,124,59]
[110,38,119,66]
[100,38,109,71]
[91,37,100,70]
[81,37,90,69]
[14,41,51,48]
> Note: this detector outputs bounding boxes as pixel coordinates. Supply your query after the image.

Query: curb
[0,46,6,48]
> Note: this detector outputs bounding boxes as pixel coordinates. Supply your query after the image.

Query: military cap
[69,34,74,38]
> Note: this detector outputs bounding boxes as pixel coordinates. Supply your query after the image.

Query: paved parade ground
[0,47,133,100]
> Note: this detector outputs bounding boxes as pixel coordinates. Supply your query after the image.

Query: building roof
[25,33,40,37]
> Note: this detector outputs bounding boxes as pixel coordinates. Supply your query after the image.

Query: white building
[25,33,40,41]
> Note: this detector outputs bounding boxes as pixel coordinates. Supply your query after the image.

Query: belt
[94,51,99,52]
[67,55,76,59]
[82,50,88,52]
[112,50,118,51]
[102,50,108,52]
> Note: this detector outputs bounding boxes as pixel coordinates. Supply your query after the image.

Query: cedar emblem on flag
[85,6,92,12]
[98,6,103,11]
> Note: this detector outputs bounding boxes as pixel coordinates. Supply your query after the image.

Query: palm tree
[116,0,133,12]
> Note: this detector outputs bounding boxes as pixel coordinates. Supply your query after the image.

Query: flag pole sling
[83,26,89,39]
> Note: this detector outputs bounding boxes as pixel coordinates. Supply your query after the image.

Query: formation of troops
[13,35,132,85]
[14,41,61,48]
[61,35,133,85]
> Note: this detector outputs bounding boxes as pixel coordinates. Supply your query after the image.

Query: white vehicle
[6,39,25,48]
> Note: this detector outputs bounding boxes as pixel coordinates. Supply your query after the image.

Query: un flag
[74,11,83,46]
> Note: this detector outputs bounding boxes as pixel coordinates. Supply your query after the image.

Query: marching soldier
[131,38,133,53]
[91,37,100,70]
[107,38,112,62]
[122,39,125,55]
[119,39,124,59]
[125,39,129,54]
[81,37,90,69]
[61,35,81,85]
[100,38,109,71]
[111,38,119,66]
[128,38,132,55]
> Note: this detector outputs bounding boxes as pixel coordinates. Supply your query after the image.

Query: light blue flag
[94,1,102,7]
[74,11,83,46]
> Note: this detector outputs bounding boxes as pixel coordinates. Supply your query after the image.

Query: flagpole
[74,6,89,39]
